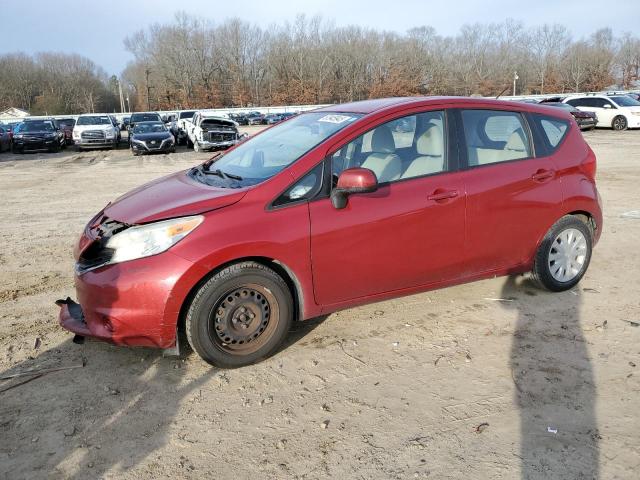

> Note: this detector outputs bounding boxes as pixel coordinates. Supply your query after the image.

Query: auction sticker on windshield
[318,114,357,124]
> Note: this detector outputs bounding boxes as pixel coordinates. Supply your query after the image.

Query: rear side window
[461,110,531,167]
[529,114,570,153]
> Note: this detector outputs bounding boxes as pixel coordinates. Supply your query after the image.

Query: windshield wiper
[205,168,243,181]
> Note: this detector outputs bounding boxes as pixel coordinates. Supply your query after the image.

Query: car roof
[314,96,573,119]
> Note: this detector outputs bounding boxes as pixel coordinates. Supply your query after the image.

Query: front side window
[461,110,531,166]
[611,95,640,107]
[331,110,446,184]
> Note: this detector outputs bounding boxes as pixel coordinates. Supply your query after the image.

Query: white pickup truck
[186,112,244,152]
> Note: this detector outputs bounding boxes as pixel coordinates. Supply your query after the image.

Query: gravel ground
[0,128,638,479]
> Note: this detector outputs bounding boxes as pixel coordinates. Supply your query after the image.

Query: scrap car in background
[12,118,65,153]
[73,114,120,151]
[186,111,244,152]
[129,120,176,155]
[57,118,76,145]
[539,102,597,130]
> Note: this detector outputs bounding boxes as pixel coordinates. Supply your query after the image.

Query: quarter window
[272,162,324,207]
[461,110,531,166]
[529,114,570,153]
[331,111,446,184]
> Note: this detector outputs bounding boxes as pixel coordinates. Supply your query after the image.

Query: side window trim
[267,161,325,211]
[455,108,536,169]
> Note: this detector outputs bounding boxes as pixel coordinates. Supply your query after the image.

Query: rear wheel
[612,115,628,131]
[185,262,293,368]
[532,216,592,292]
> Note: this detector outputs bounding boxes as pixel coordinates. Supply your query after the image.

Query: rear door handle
[428,189,459,202]
[531,169,555,182]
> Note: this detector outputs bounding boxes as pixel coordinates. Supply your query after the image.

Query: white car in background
[563,94,640,131]
[73,114,120,150]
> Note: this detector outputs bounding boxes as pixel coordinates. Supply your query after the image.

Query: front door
[309,109,466,306]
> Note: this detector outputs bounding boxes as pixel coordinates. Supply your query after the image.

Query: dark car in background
[129,121,176,155]
[0,126,11,152]
[541,102,597,130]
[12,119,65,153]
[128,112,163,138]
[246,112,264,125]
[57,118,76,145]
[263,113,282,125]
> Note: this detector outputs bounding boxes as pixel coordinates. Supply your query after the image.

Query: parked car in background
[73,114,120,150]
[279,112,297,121]
[12,119,65,153]
[59,97,602,368]
[563,94,640,130]
[171,110,196,145]
[186,111,243,152]
[128,112,163,136]
[246,112,264,125]
[263,113,282,125]
[0,126,11,152]
[57,118,76,145]
[129,121,176,155]
[540,102,597,130]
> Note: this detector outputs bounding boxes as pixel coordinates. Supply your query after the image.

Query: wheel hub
[548,228,587,282]
[213,287,271,345]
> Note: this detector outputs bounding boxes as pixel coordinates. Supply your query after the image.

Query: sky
[1,0,636,76]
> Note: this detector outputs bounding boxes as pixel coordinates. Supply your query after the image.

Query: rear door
[309,109,467,306]
[457,108,564,274]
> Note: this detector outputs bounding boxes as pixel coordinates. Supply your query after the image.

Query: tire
[187,137,193,148]
[185,261,293,368]
[612,115,628,131]
[130,146,139,157]
[531,215,593,292]
[193,141,200,152]
[50,144,60,153]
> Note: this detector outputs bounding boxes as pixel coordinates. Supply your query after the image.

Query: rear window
[529,114,570,154]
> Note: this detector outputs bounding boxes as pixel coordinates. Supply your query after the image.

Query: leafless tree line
[121,14,640,111]
[0,53,118,114]
[2,14,639,115]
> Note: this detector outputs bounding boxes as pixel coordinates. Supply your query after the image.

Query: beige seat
[402,123,444,178]
[472,128,530,165]
[361,126,402,182]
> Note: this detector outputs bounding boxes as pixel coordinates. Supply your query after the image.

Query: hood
[103,170,247,224]
[131,131,172,141]
[74,124,113,132]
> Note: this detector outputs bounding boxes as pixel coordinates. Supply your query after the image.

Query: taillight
[581,145,597,180]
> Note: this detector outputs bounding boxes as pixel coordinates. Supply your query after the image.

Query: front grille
[81,130,105,140]
[144,139,165,149]
[206,132,236,142]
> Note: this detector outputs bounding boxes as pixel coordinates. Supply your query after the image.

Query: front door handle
[532,169,555,182]
[428,189,459,202]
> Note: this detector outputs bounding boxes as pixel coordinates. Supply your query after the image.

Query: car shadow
[0,338,216,479]
[502,275,599,479]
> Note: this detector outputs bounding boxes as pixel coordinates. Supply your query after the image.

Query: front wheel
[193,140,201,152]
[531,216,592,292]
[186,262,293,368]
[612,115,628,131]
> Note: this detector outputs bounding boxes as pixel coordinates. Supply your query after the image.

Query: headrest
[370,126,396,154]
[416,123,444,156]
[505,128,527,152]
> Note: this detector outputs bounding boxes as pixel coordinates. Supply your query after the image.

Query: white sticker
[318,114,355,124]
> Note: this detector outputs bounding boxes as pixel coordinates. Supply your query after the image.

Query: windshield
[77,116,111,126]
[196,111,362,187]
[611,95,640,107]
[22,121,55,132]
[133,122,167,134]
[131,113,161,123]
[179,111,196,119]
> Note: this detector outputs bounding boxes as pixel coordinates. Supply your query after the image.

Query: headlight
[45,133,56,138]
[73,131,80,138]
[104,215,203,265]
[15,134,23,139]
[105,130,115,138]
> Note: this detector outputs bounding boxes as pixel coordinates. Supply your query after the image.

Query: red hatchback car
[58,97,602,367]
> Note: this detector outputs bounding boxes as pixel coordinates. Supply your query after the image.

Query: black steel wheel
[186,262,293,368]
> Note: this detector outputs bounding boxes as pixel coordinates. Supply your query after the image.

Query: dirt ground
[0,128,638,479]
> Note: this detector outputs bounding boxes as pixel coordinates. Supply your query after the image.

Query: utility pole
[145,68,151,111]
[513,71,519,96]
[117,79,125,113]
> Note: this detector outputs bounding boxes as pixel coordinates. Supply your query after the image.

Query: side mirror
[330,167,378,209]
[603,104,612,109]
